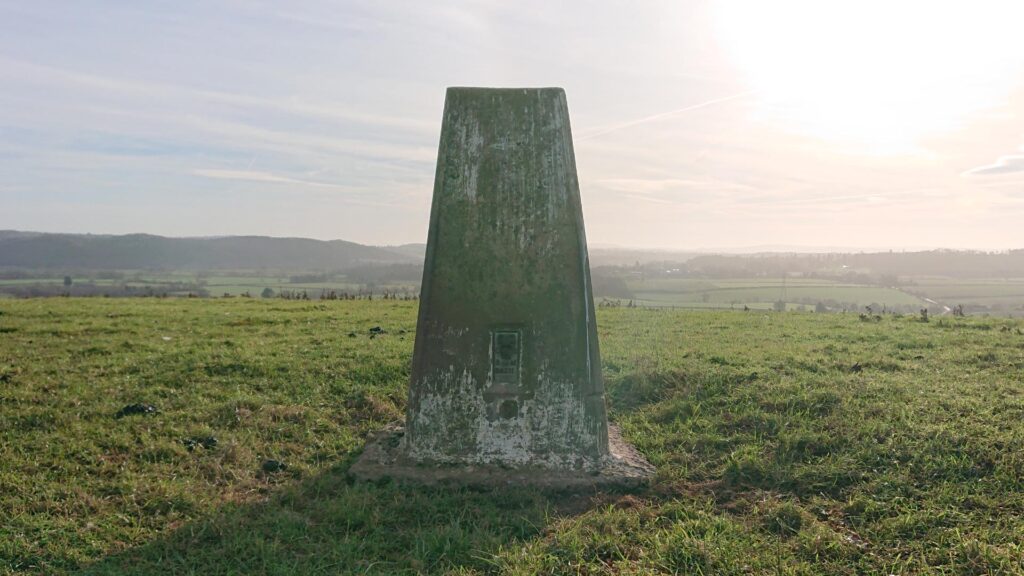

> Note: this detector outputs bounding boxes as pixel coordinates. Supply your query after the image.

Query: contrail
[577,91,750,141]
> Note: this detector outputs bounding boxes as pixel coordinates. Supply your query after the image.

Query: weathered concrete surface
[351,423,655,489]
[352,87,653,486]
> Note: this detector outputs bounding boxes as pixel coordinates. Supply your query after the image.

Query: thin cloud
[962,155,1024,176]
[734,186,953,207]
[191,169,350,189]
[621,192,679,205]
[577,92,750,141]
[189,168,416,209]
[0,56,437,133]
[594,177,756,194]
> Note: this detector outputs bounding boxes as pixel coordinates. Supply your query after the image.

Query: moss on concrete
[405,87,609,468]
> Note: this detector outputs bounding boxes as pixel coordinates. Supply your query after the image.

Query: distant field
[905,278,1024,314]
[5,273,1024,316]
[625,277,925,311]
[0,273,417,298]
[1,299,1022,574]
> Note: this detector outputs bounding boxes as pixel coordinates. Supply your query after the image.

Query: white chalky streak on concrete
[408,365,599,469]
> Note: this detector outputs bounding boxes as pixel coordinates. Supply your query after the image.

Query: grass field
[1,299,1023,574]
[0,274,417,298]
[625,278,926,311]
[905,278,1024,314]
[6,273,1024,316]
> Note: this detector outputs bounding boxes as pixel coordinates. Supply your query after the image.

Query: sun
[712,0,1024,154]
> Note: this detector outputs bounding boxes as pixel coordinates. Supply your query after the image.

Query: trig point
[352,87,654,488]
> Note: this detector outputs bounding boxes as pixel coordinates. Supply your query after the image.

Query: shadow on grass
[82,371,686,575]
[81,452,606,575]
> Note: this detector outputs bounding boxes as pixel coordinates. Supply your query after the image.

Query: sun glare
[713,0,1024,154]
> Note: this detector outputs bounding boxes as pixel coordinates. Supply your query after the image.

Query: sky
[2,0,1023,250]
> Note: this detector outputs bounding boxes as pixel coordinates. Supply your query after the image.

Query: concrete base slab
[350,423,655,490]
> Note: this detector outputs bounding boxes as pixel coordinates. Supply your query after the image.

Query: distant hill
[379,243,427,261]
[0,231,417,270]
[588,247,701,267]
[684,250,1024,279]
[371,244,701,267]
[4,231,1021,279]
[0,230,46,240]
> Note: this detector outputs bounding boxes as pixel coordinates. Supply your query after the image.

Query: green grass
[0,279,68,286]
[1,299,1023,574]
[0,275,417,298]
[625,278,925,310]
[200,277,406,297]
[904,278,1024,313]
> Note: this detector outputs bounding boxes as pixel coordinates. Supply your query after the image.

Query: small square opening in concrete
[491,330,520,384]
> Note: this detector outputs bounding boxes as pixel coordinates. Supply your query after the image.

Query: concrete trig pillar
[352,87,653,488]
